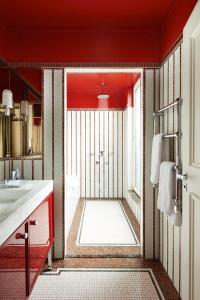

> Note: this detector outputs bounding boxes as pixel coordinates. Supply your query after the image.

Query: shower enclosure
[67,109,124,199]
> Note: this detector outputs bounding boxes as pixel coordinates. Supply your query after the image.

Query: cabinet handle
[30,220,38,226]
[15,232,28,240]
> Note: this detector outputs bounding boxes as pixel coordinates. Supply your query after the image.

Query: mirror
[0,65,42,158]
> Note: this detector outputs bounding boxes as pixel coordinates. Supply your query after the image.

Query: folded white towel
[150,133,164,184]
[157,161,176,215]
[168,212,182,227]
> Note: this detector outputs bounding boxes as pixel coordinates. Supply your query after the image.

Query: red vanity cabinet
[0,219,28,300]
[0,192,54,300]
[29,192,54,294]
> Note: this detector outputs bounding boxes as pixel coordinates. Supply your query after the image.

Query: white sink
[0,180,53,246]
[0,189,31,222]
[0,189,30,203]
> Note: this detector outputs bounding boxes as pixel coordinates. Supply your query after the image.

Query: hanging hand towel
[157,161,176,215]
[150,133,164,184]
[168,212,182,227]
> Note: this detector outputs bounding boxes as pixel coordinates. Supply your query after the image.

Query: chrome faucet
[11,169,20,181]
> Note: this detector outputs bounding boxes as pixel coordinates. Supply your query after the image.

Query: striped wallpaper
[0,158,42,181]
[43,69,65,259]
[67,109,124,199]
[158,42,182,294]
[0,66,165,269]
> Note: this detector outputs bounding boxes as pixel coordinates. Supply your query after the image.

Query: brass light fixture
[21,89,29,155]
[2,89,13,116]
[1,70,13,157]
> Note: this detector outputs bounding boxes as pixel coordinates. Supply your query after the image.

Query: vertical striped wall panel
[43,69,65,259]
[0,161,4,180]
[154,69,160,260]
[33,160,42,179]
[52,70,64,258]
[0,158,43,181]
[159,43,182,293]
[23,160,32,179]
[44,69,53,180]
[67,110,124,199]
[143,69,154,259]
[0,64,177,269]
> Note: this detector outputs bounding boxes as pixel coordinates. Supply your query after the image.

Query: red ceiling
[160,0,197,58]
[0,0,198,62]
[67,73,140,108]
[0,0,174,30]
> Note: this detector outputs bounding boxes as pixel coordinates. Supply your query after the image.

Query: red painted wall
[67,73,139,108]
[67,94,128,109]
[67,87,134,109]
[17,69,42,94]
[127,88,133,107]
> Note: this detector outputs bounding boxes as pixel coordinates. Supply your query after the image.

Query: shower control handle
[96,161,99,165]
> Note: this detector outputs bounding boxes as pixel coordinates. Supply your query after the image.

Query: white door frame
[182,1,200,299]
[64,67,145,257]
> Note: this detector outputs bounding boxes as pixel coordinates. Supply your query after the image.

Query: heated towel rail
[153,97,184,214]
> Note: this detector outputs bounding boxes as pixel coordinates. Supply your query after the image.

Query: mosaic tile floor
[66,198,141,257]
[43,258,180,300]
[77,200,139,246]
[30,268,164,300]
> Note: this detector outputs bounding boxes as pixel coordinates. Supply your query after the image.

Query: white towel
[168,212,182,227]
[157,161,176,215]
[150,133,164,184]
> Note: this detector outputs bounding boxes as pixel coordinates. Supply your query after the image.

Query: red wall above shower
[67,73,140,108]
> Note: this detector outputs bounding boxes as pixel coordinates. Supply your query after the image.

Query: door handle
[176,173,187,191]
[15,232,28,240]
[30,220,38,226]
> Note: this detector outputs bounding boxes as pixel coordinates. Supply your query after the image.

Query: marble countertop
[0,180,53,246]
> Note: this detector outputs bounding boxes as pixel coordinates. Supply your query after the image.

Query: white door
[182,1,200,299]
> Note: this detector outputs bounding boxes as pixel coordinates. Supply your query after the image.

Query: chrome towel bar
[153,97,182,115]
[153,98,183,214]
